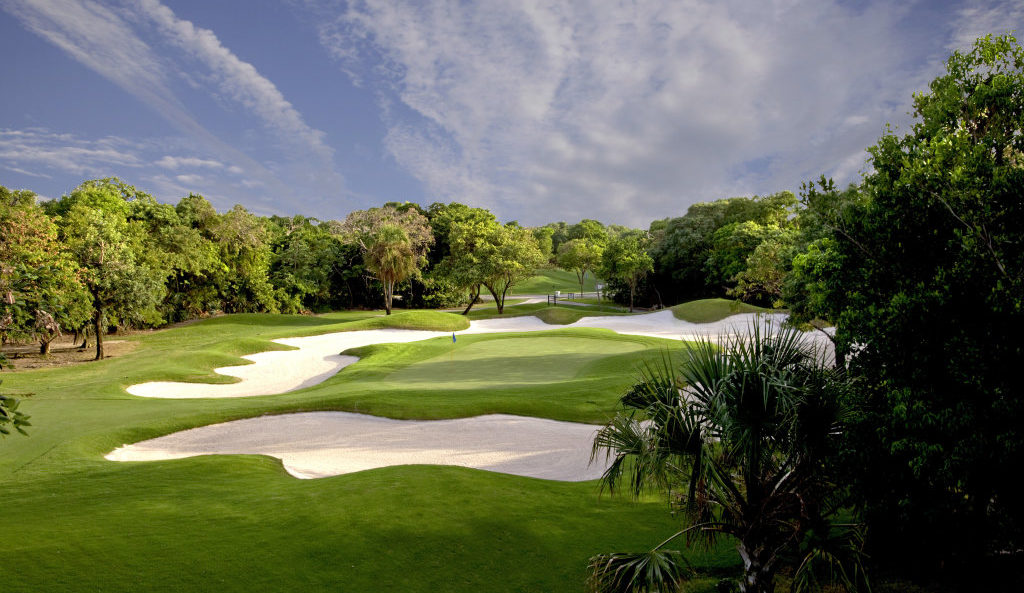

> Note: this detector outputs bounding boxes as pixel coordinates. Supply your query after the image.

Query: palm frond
[586,548,691,593]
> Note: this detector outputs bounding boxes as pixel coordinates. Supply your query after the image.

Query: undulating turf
[511,267,599,295]
[670,298,772,323]
[0,311,739,592]
[467,303,628,325]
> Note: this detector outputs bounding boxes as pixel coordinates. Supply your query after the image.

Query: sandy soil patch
[1,336,139,370]
[106,412,610,482]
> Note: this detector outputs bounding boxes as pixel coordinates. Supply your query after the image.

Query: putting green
[386,336,645,387]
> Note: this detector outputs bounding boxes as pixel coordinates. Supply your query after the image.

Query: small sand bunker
[106,413,611,482]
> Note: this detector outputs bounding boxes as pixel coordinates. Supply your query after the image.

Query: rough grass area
[670,298,771,323]
[512,267,598,294]
[0,313,739,592]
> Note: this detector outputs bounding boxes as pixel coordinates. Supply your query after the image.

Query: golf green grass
[512,267,598,294]
[0,311,739,592]
[670,298,771,323]
[468,303,628,326]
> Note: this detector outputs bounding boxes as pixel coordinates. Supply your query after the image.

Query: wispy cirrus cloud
[0,128,143,176]
[0,127,254,210]
[310,0,983,225]
[1,0,344,207]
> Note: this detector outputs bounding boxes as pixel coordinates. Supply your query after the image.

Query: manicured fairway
[511,267,598,294]
[0,311,739,592]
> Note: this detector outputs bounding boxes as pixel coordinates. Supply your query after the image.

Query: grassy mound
[670,298,770,323]
[468,303,628,325]
[342,310,470,332]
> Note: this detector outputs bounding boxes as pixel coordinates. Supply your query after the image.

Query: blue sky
[1,0,1020,226]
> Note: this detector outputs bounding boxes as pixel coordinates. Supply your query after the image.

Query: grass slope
[670,298,771,323]
[0,312,737,592]
[511,267,598,295]
[468,303,628,325]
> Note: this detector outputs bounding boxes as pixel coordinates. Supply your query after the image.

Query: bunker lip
[125,311,794,399]
[106,412,610,482]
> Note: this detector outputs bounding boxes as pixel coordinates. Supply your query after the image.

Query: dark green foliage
[796,34,1024,583]
[590,322,866,593]
[648,192,797,305]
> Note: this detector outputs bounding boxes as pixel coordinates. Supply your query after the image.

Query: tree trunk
[737,544,777,593]
[39,338,51,355]
[629,283,635,312]
[461,285,480,315]
[485,284,504,314]
[93,308,105,360]
[384,280,393,315]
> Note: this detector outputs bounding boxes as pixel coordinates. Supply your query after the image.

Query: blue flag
[452,332,457,343]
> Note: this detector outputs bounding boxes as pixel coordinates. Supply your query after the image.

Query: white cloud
[949,1,1024,51]
[1,0,344,206]
[313,0,970,225]
[174,173,204,184]
[155,155,224,170]
[0,128,143,175]
[131,0,338,170]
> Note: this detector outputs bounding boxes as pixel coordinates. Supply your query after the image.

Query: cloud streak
[2,0,343,206]
[314,0,981,225]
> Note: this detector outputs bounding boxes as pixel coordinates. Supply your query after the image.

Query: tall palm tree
[589,320,867,593]
[364,224,417,315]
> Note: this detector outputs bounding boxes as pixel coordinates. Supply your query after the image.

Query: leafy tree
[531,226,555,262]
[342,206,432,315]
[432,204,500,314]
[798,34,1024,579]
[210,205,279,313]
[568,219,609,244]
[649,193,796,304]
[1,187,90,353]
[58,198,165,360]
[479,224,544,314]
[600,233,653,312]
[729,228,798,306]
[589,322,867,593]
[557,239,604,295]
[0,353,30,438]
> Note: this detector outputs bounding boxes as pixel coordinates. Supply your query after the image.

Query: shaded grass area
[512,267,598,294]
[670,298,772,323]
[0,312,739,591]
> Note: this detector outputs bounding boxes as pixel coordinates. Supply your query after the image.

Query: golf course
[0,300,771,592]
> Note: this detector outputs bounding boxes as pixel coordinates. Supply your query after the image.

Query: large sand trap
[126,311,795,399]
[106,412,610,482]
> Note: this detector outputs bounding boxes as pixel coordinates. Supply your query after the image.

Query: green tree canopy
[556,238,604,295]
[342,205,433,314]
[797,34,1024,579]
[478,224,544,314]
[600,232,653,312]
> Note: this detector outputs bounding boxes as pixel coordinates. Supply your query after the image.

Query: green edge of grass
[669,298,771,323]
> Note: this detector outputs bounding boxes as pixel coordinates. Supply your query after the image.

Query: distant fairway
[512,267,598,294]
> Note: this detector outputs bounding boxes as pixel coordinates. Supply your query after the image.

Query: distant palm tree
[589,320,868,593]
[364,224,417,315]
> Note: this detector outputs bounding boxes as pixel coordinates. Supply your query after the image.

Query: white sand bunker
[106,413,609,482]
[126,312,796,399]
